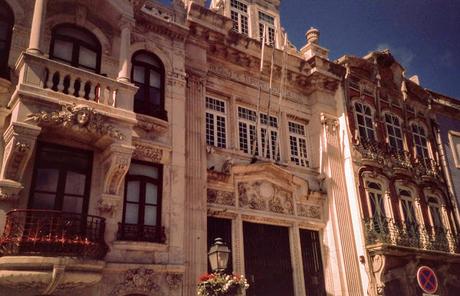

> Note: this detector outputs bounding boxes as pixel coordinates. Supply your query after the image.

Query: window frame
[131,50,166,120]
[354,101,376,142]
[411,122,430,165]
[258,10,276,46]
[288,120,309,167]
[121,160,164,232]
[28,142,93,215]
[448,130,460,168]
[49,23,102,73]
[0,0,14,79]
[206,96,228,149]
[426,195,445,229]
[230,0,249,36]
[384,112,404,152]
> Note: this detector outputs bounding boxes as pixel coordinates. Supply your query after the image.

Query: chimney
[300,27,329,60]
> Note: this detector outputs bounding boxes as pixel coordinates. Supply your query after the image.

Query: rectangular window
[384,113,404,152]
[289,121,309,167]
[354,102,375,141]
[237,106,279,160]
[230,0,249,35]
[206,97,227,148]
[258,11,275,45]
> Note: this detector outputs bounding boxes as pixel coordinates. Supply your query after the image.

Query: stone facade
[0,1,458,296]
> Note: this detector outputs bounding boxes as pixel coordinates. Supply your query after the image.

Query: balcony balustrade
[0,209,108,259]
[16,52,137,112]
[117,222,166,243]
[363,217,458,253]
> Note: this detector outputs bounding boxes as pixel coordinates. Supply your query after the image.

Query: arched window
[427,197,443,229]
[0,0,14,79]
[50,24,101,73]
[119,160,165,243]
[131,51,166,120]
[398,188,419,239]
[354,102,375,142]
[411,123,430,165]
[384,113,404,152]
[367,181,386,219]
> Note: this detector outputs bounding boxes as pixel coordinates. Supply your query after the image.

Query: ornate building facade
[338,51,460,295]
[0,0,458,296]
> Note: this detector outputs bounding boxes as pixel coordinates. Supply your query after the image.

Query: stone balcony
[0,209,107,294]
[363,217,459,254]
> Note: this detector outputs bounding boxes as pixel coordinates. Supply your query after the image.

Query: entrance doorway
[243,222,294,296]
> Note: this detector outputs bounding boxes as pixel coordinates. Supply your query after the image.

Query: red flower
[198,273,215,282]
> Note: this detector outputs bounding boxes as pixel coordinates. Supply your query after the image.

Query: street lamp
[208,237,230,273]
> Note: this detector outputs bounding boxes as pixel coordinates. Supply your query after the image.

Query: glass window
[427,197,443,229]
[355,102,375,142]
[0,0,14,79]
[289,121,308,167]
[119,161,164,242]
[230,0,249,36]
[385,113,404,152]
[50,24,101,73]
[411,123,430,166]
[29,143,93,215]
[206,97,227,148]
[131,51,166,120]
[258,11,276,45]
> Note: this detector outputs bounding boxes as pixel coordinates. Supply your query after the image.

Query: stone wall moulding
[27,103,126,140]
[101,143,135,197]
[0,121,41,201]
[238,180,294,215]
[207,188,235,206]
[132,141,169,164]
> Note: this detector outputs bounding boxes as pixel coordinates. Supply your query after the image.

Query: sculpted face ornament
[76,108,90,126]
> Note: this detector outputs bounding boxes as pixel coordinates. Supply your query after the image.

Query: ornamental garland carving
[297,204,321,219]
[110,268,160,296]
[207,188,235,206]
[133,143,163,163]
[238,181,294,215]
[27,104,125,140]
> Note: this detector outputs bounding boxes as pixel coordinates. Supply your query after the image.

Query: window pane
[148,87,161,106]
[62,195,83,214]
[65,171,86,195]
[146,183,158,204]
[79,46,97,69]
[133,66,145,84]
[31,193,55,210]
[35,168,59,192]
[144,205,157,226]
[126,181,140,202]
[129,163,159,179]
[53,39,73,62]
[134,53,160,67]
[125,203,139,224]
[149,70,161,88]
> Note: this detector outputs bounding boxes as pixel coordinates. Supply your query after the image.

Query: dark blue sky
[279,0,460,99]
[159,0,460,98]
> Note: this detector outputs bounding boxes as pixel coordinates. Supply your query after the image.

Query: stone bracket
[101,143,134,196]
[0,121,41,201]
[97,193,122,216]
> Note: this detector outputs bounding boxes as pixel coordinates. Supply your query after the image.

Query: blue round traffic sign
[417,266,438,294]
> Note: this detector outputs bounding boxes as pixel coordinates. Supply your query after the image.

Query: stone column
[117,16,134,83]
[321,113,363,295]
[183,72,207,296]
[27,0,47,54]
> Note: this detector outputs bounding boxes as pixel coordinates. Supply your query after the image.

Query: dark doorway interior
[244,221,294,296]
[300,229,326,296]
[207,216,233,274]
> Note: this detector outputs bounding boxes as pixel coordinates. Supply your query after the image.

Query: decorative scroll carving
[320,113,338,135]
[297,204,321,219]
[133,142,164,163]
[27,103,125,140]
[165,273,183,290]
[371,254,386,295]
[97,194,121,216]
[238,181,294,215]
[0,122,40,201]
[207,188,235,206]
[101,144,134,196]
[110,268,161,296]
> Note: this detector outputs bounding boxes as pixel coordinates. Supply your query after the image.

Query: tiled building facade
[0,0,458,296]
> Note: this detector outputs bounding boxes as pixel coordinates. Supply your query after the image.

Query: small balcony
[0,209,108,259]
[0,210,107,293]
[363,217,459,254]
[117,223,166,243]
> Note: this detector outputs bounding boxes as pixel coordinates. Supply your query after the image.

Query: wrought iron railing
[354,138,386,164]
[363,217,459,253]
[117,223,166,243]
[0,209,108,259]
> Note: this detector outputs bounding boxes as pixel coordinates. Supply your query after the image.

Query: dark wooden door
[300,229,326,296]
[244,222,294,296]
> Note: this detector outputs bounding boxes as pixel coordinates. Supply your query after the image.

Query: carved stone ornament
[109,268,161,296]
[297,204,321,219]
[238,181,294,215]
[165,273,183,290]
[133,142,163,163]
[320,114,338,135]
[27,103,125,140]
[207,188,235,206]
[101,144,134,196]
[97,194,121,216]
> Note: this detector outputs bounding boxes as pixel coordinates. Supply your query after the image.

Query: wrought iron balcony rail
[363,217,458,253]
[117,223,166,243]
[0,209,108,259]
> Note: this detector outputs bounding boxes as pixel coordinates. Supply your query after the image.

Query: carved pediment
[232,162,296,187]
